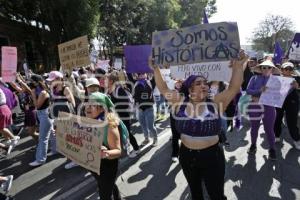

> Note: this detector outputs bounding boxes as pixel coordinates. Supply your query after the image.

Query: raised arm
[149,58,183,105]
[214,51,249,113]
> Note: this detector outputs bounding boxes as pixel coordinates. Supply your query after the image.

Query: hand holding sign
[229,49,249,71]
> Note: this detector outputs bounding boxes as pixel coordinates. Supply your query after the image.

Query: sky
[209,0,300,45]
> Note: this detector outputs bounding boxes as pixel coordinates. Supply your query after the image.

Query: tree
[0,0,100,70]
[251,14,295,53]
[178,0,216,27]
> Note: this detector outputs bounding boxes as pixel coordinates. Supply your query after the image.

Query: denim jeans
[154,94,167,115]
[138,107,157,139]
[36,108,54,162]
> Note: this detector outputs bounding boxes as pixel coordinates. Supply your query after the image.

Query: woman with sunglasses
[274,62,300,150]
[246,60,280,160]
[149,51,248,200]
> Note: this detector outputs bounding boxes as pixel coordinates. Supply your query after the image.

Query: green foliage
[251,14,295,53]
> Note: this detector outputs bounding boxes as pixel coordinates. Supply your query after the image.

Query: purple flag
[203,9,209,24]
[124,45,153,73]
[287,33,300,61]
[273,42,283,65]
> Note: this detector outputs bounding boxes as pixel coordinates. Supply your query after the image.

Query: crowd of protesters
[1,50,300,199]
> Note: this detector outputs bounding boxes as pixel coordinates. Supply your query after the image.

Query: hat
[31,74,44,82]
[281,62,294,69]
[85,77,100,87]
[46,71,63,82]
[253,60,281,74]
[89,92,114,110]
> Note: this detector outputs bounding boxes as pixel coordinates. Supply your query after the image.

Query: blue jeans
[154,94,166,114]
[36,108,54,162]
[138,107,157,140]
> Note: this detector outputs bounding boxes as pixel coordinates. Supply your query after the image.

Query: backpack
[116,86,135,113]
[103,120,130,158]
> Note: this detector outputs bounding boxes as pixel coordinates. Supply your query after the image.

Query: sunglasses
[282,67,293,71]
[260,66,272,70]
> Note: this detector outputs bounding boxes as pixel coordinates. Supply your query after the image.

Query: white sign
[114,58,123,69]
[259,75,294,108]
[96,60,110,72]
[170,61,232,82]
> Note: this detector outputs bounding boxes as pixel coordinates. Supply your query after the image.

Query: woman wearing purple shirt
[246,60,280,160]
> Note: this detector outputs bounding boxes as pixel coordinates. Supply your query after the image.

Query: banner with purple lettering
[124,45,153,73]
[287,33,300,61]
[152,22,240,66]
[56,112,104,175]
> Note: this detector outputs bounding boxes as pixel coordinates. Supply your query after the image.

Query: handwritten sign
[1,47,17,82]
[288,33,300,61]
[58,35,90,72]
[170,61,232,82]
[152,22,240,66]
[56,112,104,175]
[124,45,153,73]
[259,75,294,108]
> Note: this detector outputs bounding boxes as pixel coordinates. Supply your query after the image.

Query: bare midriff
[181,134,219,150]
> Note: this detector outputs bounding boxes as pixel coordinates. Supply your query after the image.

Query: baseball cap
[46,71,63,82]
[281,62,294,69]
[85,77,100,87]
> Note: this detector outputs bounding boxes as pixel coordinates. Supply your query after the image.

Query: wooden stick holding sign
[56,112,104,175]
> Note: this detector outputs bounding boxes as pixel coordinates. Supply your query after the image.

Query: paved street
[1,117,300,200]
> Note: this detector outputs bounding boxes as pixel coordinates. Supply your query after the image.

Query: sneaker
[247,144,257,154]
[268,149,277,161]
[1,175,13,193]
[275,137,280,143]
[171,157,178,163]
[29,160,45,167]
[11,136,20,147]
[6,145,13,156]
[47,151,58,157]
[293,140,300,150]
[64,161,78,170]
[152,139,158,147]
[141,139,150,145]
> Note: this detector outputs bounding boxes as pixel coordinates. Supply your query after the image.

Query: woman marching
[149,51,248,200]
[86,92,122,200]
[274,62,300,149]
[246,60,280,160]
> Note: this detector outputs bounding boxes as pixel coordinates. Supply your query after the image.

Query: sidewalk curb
[52,128,172,200]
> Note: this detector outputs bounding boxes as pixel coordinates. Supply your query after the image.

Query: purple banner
[124,45,153,73]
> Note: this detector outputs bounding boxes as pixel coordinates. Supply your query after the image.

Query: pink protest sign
[1,47,17,82]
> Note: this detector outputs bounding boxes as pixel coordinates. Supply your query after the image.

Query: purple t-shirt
[0,84,17,109]
[246,75,270,97]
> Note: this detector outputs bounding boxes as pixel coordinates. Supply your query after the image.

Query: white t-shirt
[0,88,6,105]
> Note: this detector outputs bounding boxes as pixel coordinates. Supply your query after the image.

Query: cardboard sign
[1,47,17,82]
[259,75,294,108]
[58,35,90,72]
[56,112,104,175]
[288,33,300,61]
[152,22,240,66]
[124,45,153,73]
[170,61,232,82]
